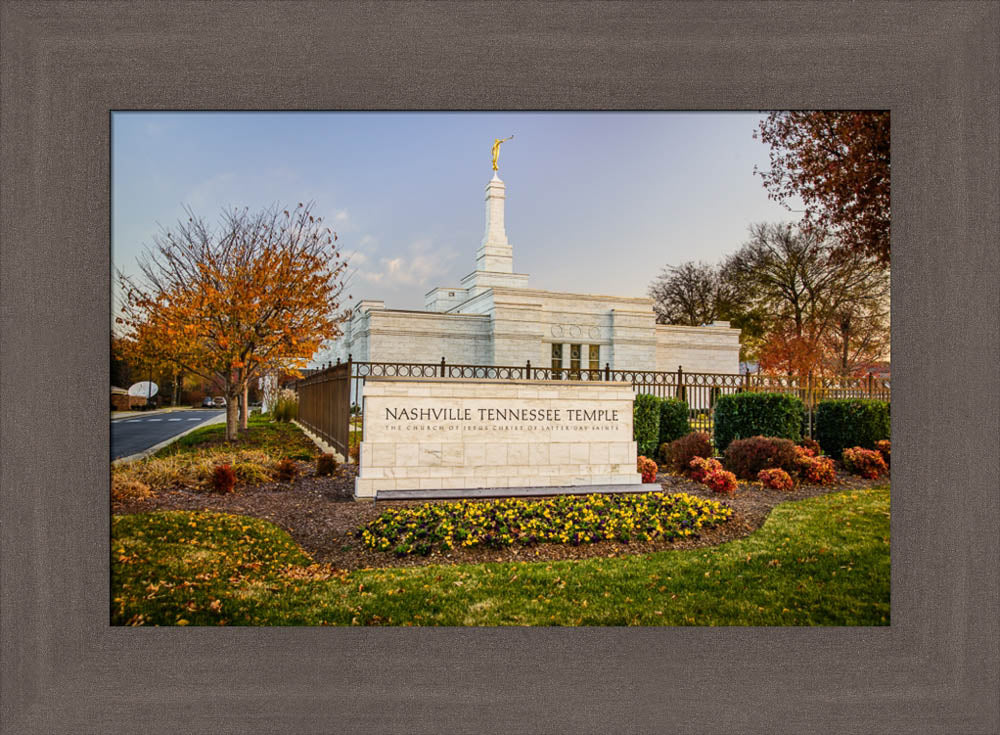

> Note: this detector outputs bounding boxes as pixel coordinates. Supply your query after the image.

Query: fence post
[440,356,446,378]
[677,365,684,401]
[525,359,531,380]
[605,362,610,381]
[867,373,873,398]
[346,355,353,457]
[744,371,751,392]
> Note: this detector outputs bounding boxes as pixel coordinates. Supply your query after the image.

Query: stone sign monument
[355,377,643,499]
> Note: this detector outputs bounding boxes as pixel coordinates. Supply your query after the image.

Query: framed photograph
[2,2,997,732]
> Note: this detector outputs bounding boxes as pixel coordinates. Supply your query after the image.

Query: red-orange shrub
[276,458,299,483]
[801,456,837,485]
[704,469,738,494]
[758,468,795,491]
[874,439,890,468]
[637,455,659,484]
[798,437,822,455]
[688,456,723,484]
[842,447,888,479]
[794,444,816,459]
[212,464,236,493]
[662,431,714,474]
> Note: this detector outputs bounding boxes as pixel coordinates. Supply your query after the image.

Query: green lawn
[112,486,889,626]
[154,412,316,460]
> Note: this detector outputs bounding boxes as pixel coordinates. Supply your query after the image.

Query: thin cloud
[356,239,457,287]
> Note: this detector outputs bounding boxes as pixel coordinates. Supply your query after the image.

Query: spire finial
[491,135,514,172]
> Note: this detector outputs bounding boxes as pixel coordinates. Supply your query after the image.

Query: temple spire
[476,173,513,273]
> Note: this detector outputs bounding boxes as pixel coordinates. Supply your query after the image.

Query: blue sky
[112,111,800,314]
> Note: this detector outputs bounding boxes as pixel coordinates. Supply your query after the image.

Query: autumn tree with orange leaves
[118,203,349,440]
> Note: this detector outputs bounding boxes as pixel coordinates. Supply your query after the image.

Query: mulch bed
[112,464,887,572]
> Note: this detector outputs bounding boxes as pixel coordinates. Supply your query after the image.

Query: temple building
[329,165,740,374]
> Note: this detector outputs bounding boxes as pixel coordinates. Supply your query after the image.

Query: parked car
[201,397,215,408]
[212,396,227,408]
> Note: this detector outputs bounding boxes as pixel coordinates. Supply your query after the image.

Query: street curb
[111,407,202,422]
[112,412,228,465]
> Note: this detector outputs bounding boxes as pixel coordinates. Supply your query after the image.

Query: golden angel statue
[491,135,514,171]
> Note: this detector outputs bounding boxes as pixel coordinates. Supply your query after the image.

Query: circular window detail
[568,325,582,338]
[588,326,601,339]
[551,325,564,338]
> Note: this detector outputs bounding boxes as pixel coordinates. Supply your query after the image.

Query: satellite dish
[127,381,158,398]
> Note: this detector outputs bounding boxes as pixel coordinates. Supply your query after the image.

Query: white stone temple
[329,169,740,374]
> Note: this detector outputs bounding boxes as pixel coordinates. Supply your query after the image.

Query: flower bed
[358,492,734,557]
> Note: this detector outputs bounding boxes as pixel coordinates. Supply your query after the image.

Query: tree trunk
[239,383,249,431]
[225,393,239,441]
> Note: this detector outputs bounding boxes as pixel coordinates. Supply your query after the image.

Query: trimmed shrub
[814,399,890,458]
[633,394,661,458]
[637,455,658,483]
[211,464,236,493]
[349,441,360,464]
[713,392,805,452]
[661,431,714,474]
[316,453,338,476]
[276,458,299,483]
[875,439,890,468]
[758,468,795,491]
[842,447,888,479]
[801,456,837,485]
[723,436,800,480]
[688,456,723,484]
[704,469,738,495]
[657,398,690,446]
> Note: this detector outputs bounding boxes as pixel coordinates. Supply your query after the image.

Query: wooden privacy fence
[295,357,890,455]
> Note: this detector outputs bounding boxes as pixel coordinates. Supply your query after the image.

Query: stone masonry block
[442,444,464,466]
[371,443,395,467]
[589,442,610,464]
[464,443,486,467]
[394,444,418,467]
[418,443,443,466]
[507,444,529,465]
[486,444,508,465]
[549,443,570,465]
[529,443,549,466]
[569,443,589,464]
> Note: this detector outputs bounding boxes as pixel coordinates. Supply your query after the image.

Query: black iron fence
[296,360,351,456]
[296,357,890,455]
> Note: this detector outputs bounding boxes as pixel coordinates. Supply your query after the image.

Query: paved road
[111,409,225,460]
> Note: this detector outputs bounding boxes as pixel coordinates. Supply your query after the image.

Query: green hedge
[633,394,661,457]
[815,399,890,458]
[658,398,690,446]
[713,392,805,452]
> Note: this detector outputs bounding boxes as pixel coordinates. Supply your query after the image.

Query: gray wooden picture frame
[2,2,998,732]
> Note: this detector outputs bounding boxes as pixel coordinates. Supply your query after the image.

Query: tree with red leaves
[756,111,890,266]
